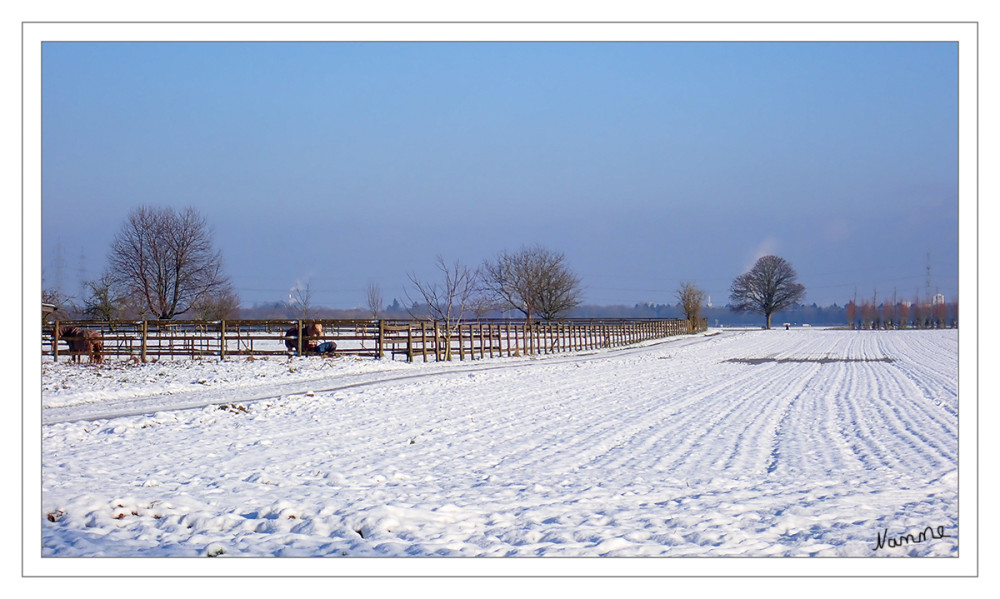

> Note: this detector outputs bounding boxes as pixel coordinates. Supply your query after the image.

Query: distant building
[932,293,946,306]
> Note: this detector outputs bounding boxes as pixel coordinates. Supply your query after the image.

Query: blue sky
[41,41,959,309]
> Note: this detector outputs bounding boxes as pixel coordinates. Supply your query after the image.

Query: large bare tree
[107,206,230,320]
[481,245,582,321]
[729,255,806,329]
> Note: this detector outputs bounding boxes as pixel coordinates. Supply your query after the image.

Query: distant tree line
[227,296,957,329]
[564,302,847,326]
[845,293,957,330]
[42,205,956,332]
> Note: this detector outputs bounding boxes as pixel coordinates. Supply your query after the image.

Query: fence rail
[43,317,707,363]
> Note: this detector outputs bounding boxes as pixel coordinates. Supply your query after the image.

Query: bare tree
[288,279,313,319]
[192,286,241,320]
[481,245,582,321]
[468,292,500,320]
[881,300,895,330]
[870,289,881,330]
[729,255,806,329]
[845,299,858,329]
[933,298,949,328]
[859,300,875,329]
[676,282,706,332]
[365,282,384,320]
[888,289,900,329]
[81,270,126,321]
[42,287,76,321]
[406,256,480,360]
[107,206,230,320]
[912,293,928,328]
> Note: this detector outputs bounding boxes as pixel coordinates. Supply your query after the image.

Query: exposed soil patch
[724,357,895,365]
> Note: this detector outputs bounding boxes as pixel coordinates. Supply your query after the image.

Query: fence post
[377,320,384,360]
[141,320,148,363]
[296,320,303,356]
[407,325,414,363]
[52,321,59,362]
[422,322,429,362]
[220,320,226,360]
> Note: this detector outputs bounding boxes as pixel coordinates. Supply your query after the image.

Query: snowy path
[40,333,712,425]
[38,329,959,559]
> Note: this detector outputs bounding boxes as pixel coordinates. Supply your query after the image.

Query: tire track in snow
[372,333,743,483]
[857,332,956,475]
[867,361,956,475]
[882,332,959,420]
[361,334,750,482]
[788,362,862,475]
[818,332,955,479]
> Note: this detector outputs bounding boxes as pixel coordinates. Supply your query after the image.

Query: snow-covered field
[33,328,961,574]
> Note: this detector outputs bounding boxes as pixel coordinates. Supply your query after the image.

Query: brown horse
[83,329,103,363]
[284,323,323,353]
[56,326,103,364]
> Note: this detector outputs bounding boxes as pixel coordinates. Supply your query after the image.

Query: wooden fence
[43,317,707,363]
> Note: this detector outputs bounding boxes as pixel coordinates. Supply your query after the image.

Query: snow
[32,328,962,574]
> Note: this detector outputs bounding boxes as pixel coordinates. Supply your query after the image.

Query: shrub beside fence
[44,317,707,363]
